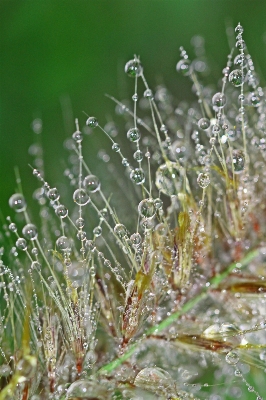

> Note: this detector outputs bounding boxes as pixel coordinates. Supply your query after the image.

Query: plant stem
[97,249,259,375]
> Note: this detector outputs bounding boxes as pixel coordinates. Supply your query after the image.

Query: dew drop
[127,127,141,142]
[114,223,128,238]
[130,232,142,247]
[197,172,210,189]
[56,205,68,218]
[130,168,145,185]
[83,175,100,192]
[176,59,191,76]
[16,238,27,251]
[144,88,154,99]
[93,226,102,237]
[9,193,27,213]
[212,92,226,108]
[154,198,163,210]
[125,58,143,78]
[47,188,60,202]
[232,150,245,174]
[72,130,83,143]
[22,224,38,240]
[56,236,71,251]
[76,217,85,228]
[86,117,98,128]
[73,189,90,206]
[112,142,120,152]
[138,198,155,219]
[133,149,143,161]
[225,351,239,365]
[229,69,244,87]
[198,118,210,130]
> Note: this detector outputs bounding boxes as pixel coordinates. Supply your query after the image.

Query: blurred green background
[1,0,266,218]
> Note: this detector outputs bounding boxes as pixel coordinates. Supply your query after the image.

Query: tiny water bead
[47,187,60,202]
[144,88,154,99]
[231,150,245,174]
[225,351,239,365]
[73,188,90,206]
[72,130,83,143]
[124,58,143,78]
[76,217,85,228]
[130,232,142,247]
[56,236,71,251]
[112,142,120,152]
[122,157,129,167]
[197,173,210,189]
[16,238,27,251]
[154,198,163,210]
[127,127,141,142]
[86,116,98,128]
[229,69,244,87]
[9,193,27,213]
[93,226,102,237]
[133,149,143,161]
[138,198,155,219]
[8,222,17,232]
[22,224,38,240]
[212,92,226,108]
[83,174,100,192]
[176,59,191,76]
[198,118,210,130]
[55,205,68,218]
[130,168,145,185]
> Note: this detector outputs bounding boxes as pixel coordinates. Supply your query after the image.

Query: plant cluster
[1,23,266,399]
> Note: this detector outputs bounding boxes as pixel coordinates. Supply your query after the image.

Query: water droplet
[234,54,247,67]
[22,223,38,240]
[138,198,155,218]
[134,367,175,396]
[73,189,90,206]
[225,351,239,365]
[259,350,266,361]
[76,217,85,228]
[114,223,128,238]
[235,23,244,34]
[56,205,68,218]
[176,59,191,76]
[198,118,210,130]
[86,116,98,128]
[212,92,226,108]
[127,127,141,142]
[47,188,60,202]
[9,193,27,213]
[236,39,246,50]
[16,238,27,251]
[144,88,153,99]
[229,69,244,87]
[133,150,143,161]
[155,223,167,236]
[197,173,210,189]
[93,226,102,237]
[248,92,261,107]
[130,168,145,185]
[83,175,100,192]
[125,58,143,78]
[132,93,138,102]
[8,222,17,232]
[112,143,120,152]
[130,232,142,247]
[232,150,245,174]
[154,198,163,209]
[155,162,181,196]
[72,130,83,143]
[122,158,129,167]
[56,236,71,251]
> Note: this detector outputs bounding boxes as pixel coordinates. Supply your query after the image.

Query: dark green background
[0,0,266,216]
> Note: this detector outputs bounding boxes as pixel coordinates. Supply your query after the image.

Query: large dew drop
[155,162,182,196]
[66,379,106,399]
[22,223,38,240]
[130,168,145,185]
[9,193,27,213]
[73,188,90,206]
[83,175,100,192]
[134,367,176,397]
[229,69,244,87]
[125,58,143,78]
[138,198,155,219]
[197,172,210,189]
